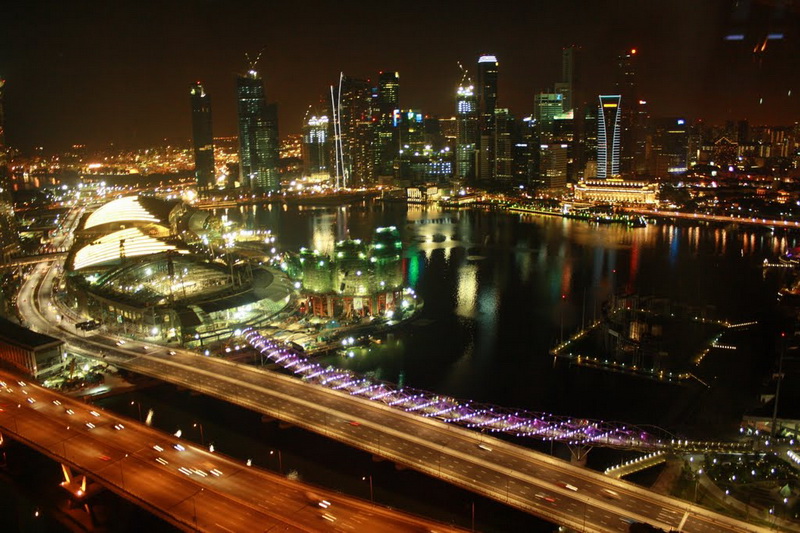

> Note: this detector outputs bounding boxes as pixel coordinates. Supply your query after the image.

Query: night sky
[2,0,799,152]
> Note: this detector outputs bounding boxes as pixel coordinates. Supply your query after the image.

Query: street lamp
[193,422,204,446]
[361,475,373,502]
[130,400,142,422]
[269,449,283,474]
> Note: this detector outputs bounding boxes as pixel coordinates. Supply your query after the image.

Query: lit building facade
[190,82,215,190]
[236,70,280,193]
[456,79,478,182]
[286,227,406,318]
[573,178,657,204]
[302,111,330,177]
[649,117,689,177]
[373,71,400,179]
[597,95,622,178]
[477,54,498,181]
[65,196,284,346]
[339,76,374,185]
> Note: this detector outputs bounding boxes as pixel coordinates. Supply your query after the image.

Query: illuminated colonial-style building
[573,178,657,205]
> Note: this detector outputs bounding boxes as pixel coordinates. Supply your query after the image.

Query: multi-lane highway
[14,209,792,533]
[0,369,466,532]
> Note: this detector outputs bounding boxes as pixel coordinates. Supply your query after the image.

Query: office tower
[456,76,478,182]
[236,69,280,193]
[302,109,330,177]
[539,143,568,189]
[476,55,498,181]
[338,76,374,185]
[649,117,690,177]
[615,49,640,174]
[582,104,598,178]
[558,46,580,112]
[189,82,215,190]
[597,95,622,178]
[373,71,400,178]
[534,92,564,142]
[493,108,514,182]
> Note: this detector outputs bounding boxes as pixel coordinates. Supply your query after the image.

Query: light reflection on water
[219,201,794,429]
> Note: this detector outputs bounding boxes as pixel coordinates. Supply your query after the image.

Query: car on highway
[477,443,493,452]
[534,492,556,503]
[348,420,361,427]
[559,482,579,491]
[601,488,620,499]
[115,340,126,346]
[168,350,177,356]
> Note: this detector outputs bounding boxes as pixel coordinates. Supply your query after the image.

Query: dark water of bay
[228,200,794,438]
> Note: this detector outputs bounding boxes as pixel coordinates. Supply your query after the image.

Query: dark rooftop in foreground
[0,316,63,349]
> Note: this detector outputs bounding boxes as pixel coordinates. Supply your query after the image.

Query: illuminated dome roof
[72,227,187,270]
[83,196,180,230]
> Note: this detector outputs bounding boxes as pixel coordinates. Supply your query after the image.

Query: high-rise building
[338,76,374,185]
[534,92,564,142]
[302,109,330,178]
[597,95,622,178]
[189,82,215,190]
[559,46,586,180]
[649,117,690,177]
[455,77,478,182]
[493,108,514,182]
[373,72,400,179]
[558,46,581,113]
[539,143,569,189]
[615,49,641,174]
[236,69,280,193]
[476,55,499,181]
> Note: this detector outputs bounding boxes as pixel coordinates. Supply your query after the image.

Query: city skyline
[2,0,799,152]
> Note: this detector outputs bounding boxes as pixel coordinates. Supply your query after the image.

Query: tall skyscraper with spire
[476,54,498,181]
[236,66,280,193]
[189,82,215,190]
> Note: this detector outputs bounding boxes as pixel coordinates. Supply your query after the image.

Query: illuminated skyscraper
[373,71,399,178]
[338,76,374,185]
[189,82,215,190]
[493,108,514,182]
[236,69,280,192]
[616,49,641,174]
[534,92,564,142]
[455,77,478,181]
[597,95,622,178]
[302,110,330,177]
[476,54,498,181]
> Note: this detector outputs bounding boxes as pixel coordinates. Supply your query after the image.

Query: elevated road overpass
[0,368,465,532]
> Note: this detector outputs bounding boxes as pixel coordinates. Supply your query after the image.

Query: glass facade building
[236,70,280,193]
[190,82,215,190]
